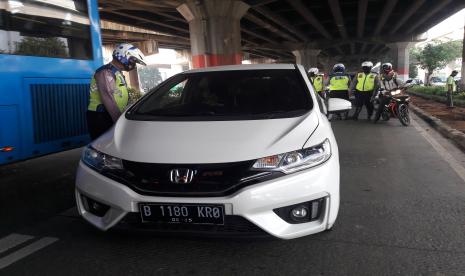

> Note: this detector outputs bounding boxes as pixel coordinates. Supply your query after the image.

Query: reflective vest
[447,76,456,92]
[329,74,350,91]
[88,64,128,112]
[310,75,324,92]
[356,72,377,92]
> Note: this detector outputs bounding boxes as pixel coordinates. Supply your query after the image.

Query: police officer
[349,61,380,120]
[328,63,351,119]
[308,67,325,98]
[447,70,459,108]
[87,43,147,140]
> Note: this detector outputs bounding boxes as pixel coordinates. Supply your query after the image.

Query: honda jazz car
[75,64,350,239]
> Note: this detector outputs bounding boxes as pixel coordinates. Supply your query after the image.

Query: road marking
[0,234,34,254]
[412,118,465,183]
[0,237,58,270]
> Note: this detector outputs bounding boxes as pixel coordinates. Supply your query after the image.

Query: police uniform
[310,74,324,97]
[328,73,350,100]
[327,73,350,119]
[446,75,456,107]
[87,63,129,140]
[349,71,379,120]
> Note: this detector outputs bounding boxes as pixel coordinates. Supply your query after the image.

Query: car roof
[184,63,298,73]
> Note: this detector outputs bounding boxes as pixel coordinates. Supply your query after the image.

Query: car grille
[120,213,267,236]
[104,160,283,197]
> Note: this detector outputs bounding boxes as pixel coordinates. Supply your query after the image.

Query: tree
[412,40,462,85]
[15,37,67,58]
[409,63,418,79]
[137,65,163,93]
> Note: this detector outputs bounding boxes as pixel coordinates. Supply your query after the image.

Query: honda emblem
[169,168,195,184]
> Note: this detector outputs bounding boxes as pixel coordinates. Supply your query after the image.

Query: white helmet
[308,67,319,74]
[361,61,373,67]
[112,43,147,71]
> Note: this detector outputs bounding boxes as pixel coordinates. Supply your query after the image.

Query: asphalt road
[2,113,465,275]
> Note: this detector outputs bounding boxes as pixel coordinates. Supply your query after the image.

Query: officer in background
[327,63,351,119]
[446,70,459,108]
[308,67,325,98]
[349,61,380,120]
[87,43,146,140]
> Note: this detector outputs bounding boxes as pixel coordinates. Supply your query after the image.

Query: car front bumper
[75,155,339,240]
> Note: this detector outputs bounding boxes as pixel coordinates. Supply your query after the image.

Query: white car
[75,64,351,239]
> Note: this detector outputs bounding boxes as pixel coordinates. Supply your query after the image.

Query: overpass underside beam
[177,0,249,68]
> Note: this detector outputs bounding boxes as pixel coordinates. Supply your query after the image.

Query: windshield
[127,69,313,121]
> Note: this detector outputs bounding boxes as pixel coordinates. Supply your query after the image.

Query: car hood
[92,111,319,164]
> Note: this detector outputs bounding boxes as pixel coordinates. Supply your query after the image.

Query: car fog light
[81,195,110,217]
[273,198,325,224]
[291,206,308,218]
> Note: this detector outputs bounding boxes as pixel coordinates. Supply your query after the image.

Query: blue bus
[0,0,103,165]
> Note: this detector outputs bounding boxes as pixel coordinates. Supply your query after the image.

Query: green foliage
[137,65,163,92]
[409,86,446,96]
[409,63,418,78]
[412,40,462,78]
[409,86,465,107]
[128,87,143,104]
[15,37,67,57]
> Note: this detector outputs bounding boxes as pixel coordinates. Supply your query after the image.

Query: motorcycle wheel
[398,104,410,126]
[381,111,390,121]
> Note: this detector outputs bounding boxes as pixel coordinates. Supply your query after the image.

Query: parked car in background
[406,79,423,86]
[75,64,352,239]
[430,77,446,87]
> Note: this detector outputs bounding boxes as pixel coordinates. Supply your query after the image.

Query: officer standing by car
[446,70,459,108]
[327,63,351,119]
[87,43,146,140]
[373,63,403,123]
[349,61,380,120]
[308,68,325,98]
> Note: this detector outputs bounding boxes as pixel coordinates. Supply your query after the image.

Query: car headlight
[252,139,331,174]
[82,146,123,172]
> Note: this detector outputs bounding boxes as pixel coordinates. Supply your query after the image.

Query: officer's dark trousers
[447,91,454,107]
[353,90,374,119]
[86,110,114,140]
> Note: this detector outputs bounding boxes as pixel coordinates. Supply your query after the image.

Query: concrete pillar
[177,0,249,68]
[122,71,139,91]
[320,56,337,75]
[292,48,321,71]
[388,42,413,81]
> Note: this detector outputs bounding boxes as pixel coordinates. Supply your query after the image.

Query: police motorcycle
[373,84,411,126]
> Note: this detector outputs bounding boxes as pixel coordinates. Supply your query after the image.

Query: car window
[129,69,313,121]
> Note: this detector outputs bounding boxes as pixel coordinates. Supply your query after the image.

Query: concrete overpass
[98,0,465,79]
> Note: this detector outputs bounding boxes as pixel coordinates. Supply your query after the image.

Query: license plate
[139,203,225,225]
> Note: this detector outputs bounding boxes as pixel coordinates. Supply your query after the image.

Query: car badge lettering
[170,168,195,184]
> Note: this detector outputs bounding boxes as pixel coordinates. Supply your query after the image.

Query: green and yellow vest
[356,72,377,92]
[329,74,350,91]
[88,64,128,112]
[311,75,324,92]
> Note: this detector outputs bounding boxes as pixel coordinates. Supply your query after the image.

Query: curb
[410,104,465,152]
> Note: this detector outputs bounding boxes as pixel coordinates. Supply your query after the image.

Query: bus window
[0,0,92,59]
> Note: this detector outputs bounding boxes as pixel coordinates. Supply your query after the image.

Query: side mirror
[327,98,352,113]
